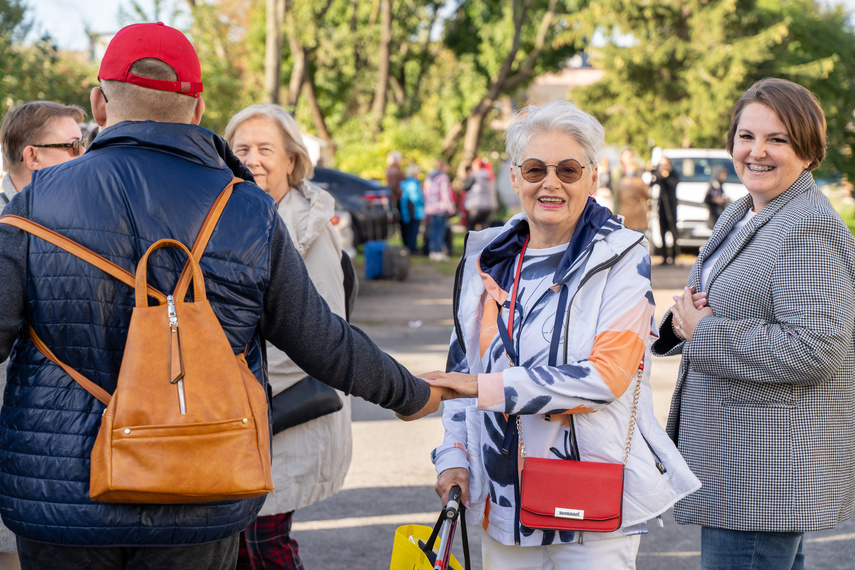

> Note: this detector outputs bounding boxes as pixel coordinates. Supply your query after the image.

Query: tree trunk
[371,0,392,132]
[303,69,334,150]
[451,0,532,183]
[408,5,439,114]
[264,0,285,104]
[284,4,305,109]
[448,0,558,185]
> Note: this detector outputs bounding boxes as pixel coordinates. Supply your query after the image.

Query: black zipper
[563,235,645,364]
[640,430,667,474]
[451,232,470,357]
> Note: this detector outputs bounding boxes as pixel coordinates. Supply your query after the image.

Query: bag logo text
[555,508,584,520]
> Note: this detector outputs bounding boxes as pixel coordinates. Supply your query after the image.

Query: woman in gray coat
[653,78,855,569]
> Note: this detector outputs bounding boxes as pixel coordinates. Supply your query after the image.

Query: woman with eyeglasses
[424,100,699,567]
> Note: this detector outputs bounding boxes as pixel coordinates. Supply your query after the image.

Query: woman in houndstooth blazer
[653,78,855,569]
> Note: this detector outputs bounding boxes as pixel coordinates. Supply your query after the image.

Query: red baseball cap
[98,22,203,97]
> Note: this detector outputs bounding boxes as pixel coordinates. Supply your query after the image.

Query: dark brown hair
[726,78,826,171]
[1,101,86,172]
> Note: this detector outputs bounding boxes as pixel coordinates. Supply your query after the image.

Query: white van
[648,148,747,249]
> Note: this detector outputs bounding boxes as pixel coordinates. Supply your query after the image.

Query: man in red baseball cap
[0,22,442,569]
[92,21,205,127]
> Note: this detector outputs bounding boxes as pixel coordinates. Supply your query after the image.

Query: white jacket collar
[277,180,336,258]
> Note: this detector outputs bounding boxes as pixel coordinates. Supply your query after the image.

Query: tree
[0,0,95,117]
[574,0,855,180]
[116,0,189,27]
[264,0,284,104]
[154,0,584,181]
[440,0,581,182]
[755,0,855,181]
[370,0,392,132]
[187,0,263,134]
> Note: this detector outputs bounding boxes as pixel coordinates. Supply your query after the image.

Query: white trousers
[481,531,641,569]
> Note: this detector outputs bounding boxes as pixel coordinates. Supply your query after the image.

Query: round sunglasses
[516,158,593,184]
[30,140,86,157]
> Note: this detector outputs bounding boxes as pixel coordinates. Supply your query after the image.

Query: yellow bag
[389,523,465,570]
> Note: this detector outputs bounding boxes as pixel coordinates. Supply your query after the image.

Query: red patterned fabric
[236,511,304,570]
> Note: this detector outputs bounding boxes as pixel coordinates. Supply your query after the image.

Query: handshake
[395,371,478,421]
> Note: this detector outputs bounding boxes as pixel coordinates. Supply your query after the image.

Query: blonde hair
[224,104,313,187]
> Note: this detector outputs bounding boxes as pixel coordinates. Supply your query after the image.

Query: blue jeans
[428,214,448,254]
[401,220,421,253]
[701,527,805,569]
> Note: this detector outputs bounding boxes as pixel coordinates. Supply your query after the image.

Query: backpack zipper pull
[167,295,186,415]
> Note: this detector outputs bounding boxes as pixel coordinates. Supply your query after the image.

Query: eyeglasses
[516,158,593,184]
[98,86,108,103]
[31,140,86,157]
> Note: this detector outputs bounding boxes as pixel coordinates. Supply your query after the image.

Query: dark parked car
[311,167,395,245]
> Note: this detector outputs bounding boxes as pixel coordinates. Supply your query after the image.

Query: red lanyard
[506,235,530,337]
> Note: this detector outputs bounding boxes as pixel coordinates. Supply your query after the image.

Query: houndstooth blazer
[652,171,855,532]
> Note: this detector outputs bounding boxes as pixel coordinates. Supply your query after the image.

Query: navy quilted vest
[1,121,278,546]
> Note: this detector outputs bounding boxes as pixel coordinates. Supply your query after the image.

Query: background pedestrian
[651,156,680,264]
[399,164,425,254]
[464,157,498,231]
[423,159,456,261]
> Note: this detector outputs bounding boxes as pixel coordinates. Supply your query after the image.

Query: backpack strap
[28,326,111,405]
[0,215,168,303]
[0,177,239,404]
[173,177,239,301]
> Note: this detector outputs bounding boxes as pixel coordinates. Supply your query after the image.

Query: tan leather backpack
[0,179,274,503]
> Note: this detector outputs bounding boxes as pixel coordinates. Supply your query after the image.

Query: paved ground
[291,255,855,569]
[1,255,850,568]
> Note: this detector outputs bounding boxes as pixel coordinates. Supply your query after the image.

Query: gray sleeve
[0,192,28,362]
[259,215,430,416]
[686,215,855,385]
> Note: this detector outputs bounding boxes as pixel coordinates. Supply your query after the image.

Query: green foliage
[0,1,95,117]
[1,0,579,181]
[116,0,190,28]
[575,0,855,181]
[188,2,262,134]
[333,112,445,181]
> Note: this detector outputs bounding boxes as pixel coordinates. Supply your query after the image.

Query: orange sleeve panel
[479,298,499,359]
[588,329,645,397]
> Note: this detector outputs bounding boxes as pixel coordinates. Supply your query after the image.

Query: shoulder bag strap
[517,365,643,466]
[0,215,171,405]
[173,177,239,301]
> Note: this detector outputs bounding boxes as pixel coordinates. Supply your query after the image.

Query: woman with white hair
[425,100,699,567]
[225,104,350,569]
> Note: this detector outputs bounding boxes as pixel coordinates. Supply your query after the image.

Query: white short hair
[505,100,605,166]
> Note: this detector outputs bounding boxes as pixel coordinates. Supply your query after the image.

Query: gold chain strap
[623,368,643,466]
[518,367,643,466]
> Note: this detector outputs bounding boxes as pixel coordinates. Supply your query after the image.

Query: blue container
[364,240,387,280]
